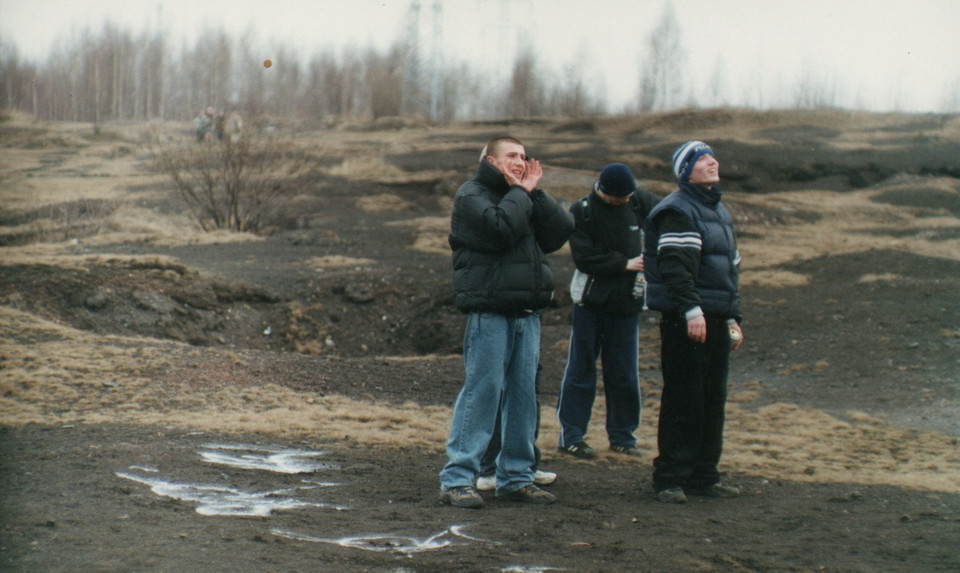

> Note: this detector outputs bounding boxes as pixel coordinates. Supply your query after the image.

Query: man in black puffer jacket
[439,136,573,509]
[644,140,744,504]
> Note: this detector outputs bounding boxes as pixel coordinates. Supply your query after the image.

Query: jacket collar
[474,160,510,193]
[679,182,723,207]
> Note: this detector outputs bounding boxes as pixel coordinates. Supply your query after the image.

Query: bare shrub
[148,133,310,234]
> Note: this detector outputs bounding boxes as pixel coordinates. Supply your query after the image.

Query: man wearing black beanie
[557,163,660,460]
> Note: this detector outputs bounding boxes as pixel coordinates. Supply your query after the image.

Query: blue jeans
[557,304,641,448]
[479,363,543,477]
[440,312,540,494]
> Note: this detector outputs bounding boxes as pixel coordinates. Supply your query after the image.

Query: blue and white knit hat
[671,140,714,181]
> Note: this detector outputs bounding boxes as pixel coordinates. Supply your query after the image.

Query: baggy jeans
[479,362,543,477]
[440,312,540,494]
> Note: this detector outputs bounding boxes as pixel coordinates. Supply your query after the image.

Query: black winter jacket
[569,188,659,315]
[449,160,574,315]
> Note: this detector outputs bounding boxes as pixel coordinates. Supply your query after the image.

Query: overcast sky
[1,0,958,112]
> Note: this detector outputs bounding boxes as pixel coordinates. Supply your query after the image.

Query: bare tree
[0,42,37,112]
[138,31,166,120]
[366,47,403,119]
[701,54,729,109]
[548,63,602,118]
[637,4,685,112]
[443,62,484,120]
[941,76,960,114]
[792,67,840,109]
[236,31,266,119]
[270,47,304,119]
[304,51,345,119]
[339,48,365,119]
[507,49,545,119]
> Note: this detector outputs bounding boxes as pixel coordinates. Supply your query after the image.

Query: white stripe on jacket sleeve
[657,231,702,252]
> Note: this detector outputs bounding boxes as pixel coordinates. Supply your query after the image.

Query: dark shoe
[610,444,642,456]
[439,486,484,508]
[655,487,688,504]
[688,482,741,498]
[498,484,557,504]
[558,442,596,459]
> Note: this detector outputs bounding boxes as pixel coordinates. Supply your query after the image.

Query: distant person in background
[643,140,744,504]
[193,108,212,143]
[202,106,216,141]
[214,109,227,140]
[225,108,244,143]
[439,136,573,508]
[556,163,660,460]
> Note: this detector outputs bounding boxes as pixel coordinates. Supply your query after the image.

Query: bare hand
[687,315,707,343]
[502,158,543,192]
[625,255,644,272]
[522,158,543,190]
[729,322,743,351]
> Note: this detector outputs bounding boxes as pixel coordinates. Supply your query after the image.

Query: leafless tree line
[0,22,612,125]
[5,8,952,123]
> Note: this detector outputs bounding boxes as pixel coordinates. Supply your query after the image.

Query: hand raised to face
[489,141,541,192]
[506,157,541,192]
[499,157,542,192]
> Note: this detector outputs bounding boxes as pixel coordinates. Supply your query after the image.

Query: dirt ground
[1,109,960,572]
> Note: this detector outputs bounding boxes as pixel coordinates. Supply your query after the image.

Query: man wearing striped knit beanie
[642,140,745,503]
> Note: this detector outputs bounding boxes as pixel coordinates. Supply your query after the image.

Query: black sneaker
[439,485,484,508]
[687,482,741,498]
[558,442,596,459]
[497,484,557,504]
[610,444,642,456]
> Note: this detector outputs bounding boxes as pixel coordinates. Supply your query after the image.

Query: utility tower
[428,0,444,121]
[477,0,533,84]
[402,0,422,116]
[402,0,446,121]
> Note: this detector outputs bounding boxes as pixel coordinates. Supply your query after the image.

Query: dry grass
[0,249,186,272]
[356,193,416,212]
[3,110,960,495]
[733,187,960,288]
[305,255,377,268]
[386,216,451,255]
[2,306,957,492]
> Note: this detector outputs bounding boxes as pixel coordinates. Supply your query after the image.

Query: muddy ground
[1,109,960,572]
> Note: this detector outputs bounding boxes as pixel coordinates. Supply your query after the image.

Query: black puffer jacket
[449,160,574,315]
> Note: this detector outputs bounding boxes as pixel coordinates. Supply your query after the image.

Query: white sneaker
[478,471,555,490]
[475,475,496,491]
[534,470,557,485]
